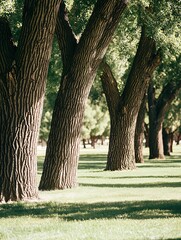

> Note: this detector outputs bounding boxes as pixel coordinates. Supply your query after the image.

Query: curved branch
[100,60,120,118]
[56,1,77,76]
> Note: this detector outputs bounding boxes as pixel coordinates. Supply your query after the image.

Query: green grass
[0,145,181,240]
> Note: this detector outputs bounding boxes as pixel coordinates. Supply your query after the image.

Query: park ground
[0,145,181,240]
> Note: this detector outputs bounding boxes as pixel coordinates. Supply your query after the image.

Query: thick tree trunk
[106,114,136,170]
[134,94,147,163]
[0,1,61,202]
[149,122,165,159]
[39,0,128,190]
[101,27,161,171]
[39,74,95,189]
[0,85,43,201]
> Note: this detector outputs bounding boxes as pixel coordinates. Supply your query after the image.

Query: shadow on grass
[80,175,181,179]
[0,200,181,221]
[38,154,181,172]
[80,182,181,188]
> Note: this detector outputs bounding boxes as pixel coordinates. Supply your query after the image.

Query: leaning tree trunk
[0,0,61,202]
[134,94,147,163]
[101,27,161,171]
[39,0,128,190]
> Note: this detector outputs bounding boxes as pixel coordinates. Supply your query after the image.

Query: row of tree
[0,0,180,202]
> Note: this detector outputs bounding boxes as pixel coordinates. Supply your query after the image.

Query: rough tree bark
[0,0,61,202]
[148,80,181,159]
[39,0,128,190]
[135,94,147,163]
[101,27,161,171]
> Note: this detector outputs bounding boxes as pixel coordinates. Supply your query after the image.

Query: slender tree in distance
[0,0,61,202]
[39,0,128,190]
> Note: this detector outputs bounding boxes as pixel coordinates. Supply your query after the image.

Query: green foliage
[164,95,181,132]
[0,0,23,41]
[81,99,110,139]
[39,111,52,142]
[138,0,181,57]
[0,0,15,16]
[66,0,96,35]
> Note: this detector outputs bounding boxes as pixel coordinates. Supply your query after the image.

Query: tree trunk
[148,84,165,159]
[148,78,181,159]
[163,128,174,156]
[149,122,165,159]
[134,94,147,163]
[0,0,61,202]
[144,123,149,148]
[101,27,161,171]
[39,0,128,190]
[106,114,136,170]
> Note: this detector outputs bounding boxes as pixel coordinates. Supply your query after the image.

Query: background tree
[148,56,181,159]
[0,0,61,202]
[100,0,180,169]
[101,28,160,170]
[162,94,181,155]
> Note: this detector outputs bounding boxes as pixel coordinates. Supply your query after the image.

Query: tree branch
[120,26,160,111]
[74,0,128,70]
[94,1,128,67]
[0,17,16,75]
[100,60,120,118]
[56,1,77,76]
[156,80,181,121]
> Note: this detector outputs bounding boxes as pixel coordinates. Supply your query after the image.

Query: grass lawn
[0,145,181,240]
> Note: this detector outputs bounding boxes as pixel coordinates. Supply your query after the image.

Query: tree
[134,93,147,163]
[0,0,61,202]
[101,26,160,170]
[162,95,181,155]
[39,0,128,190]
[148,56,181,159]
[100,0,180,169]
